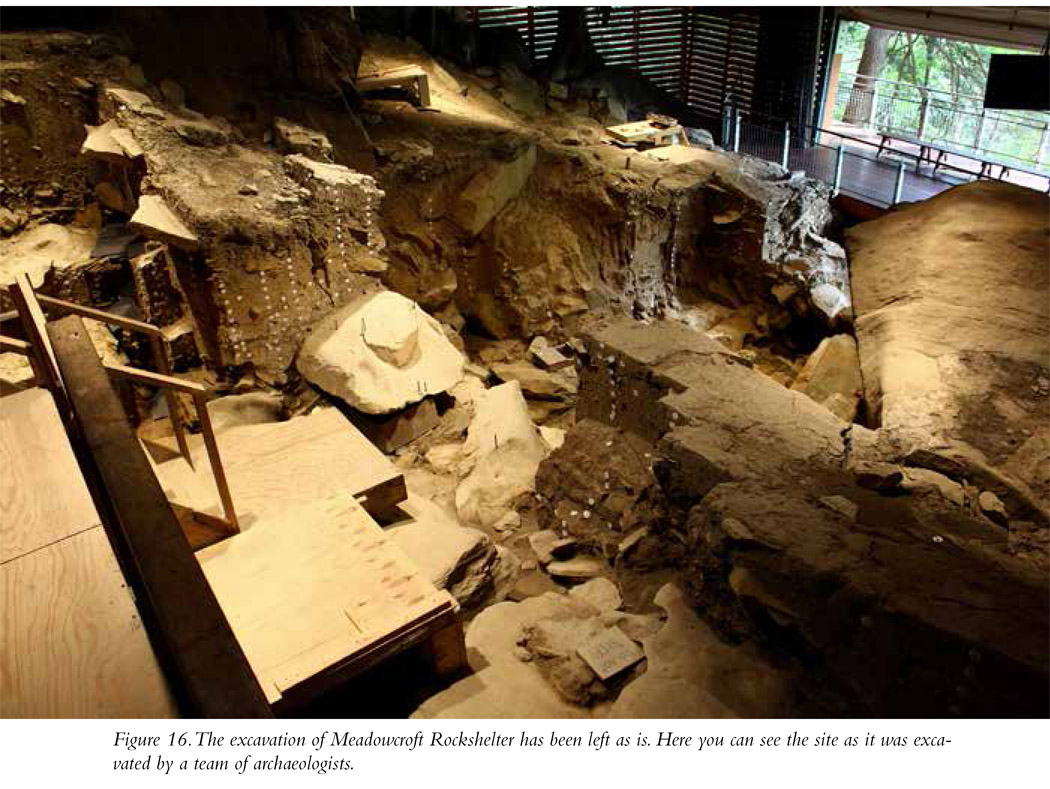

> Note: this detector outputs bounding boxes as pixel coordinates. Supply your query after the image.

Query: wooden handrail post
[35,290,194,469]
[9,274,62,396]
[148,335,193,469]
[193,392,238,530]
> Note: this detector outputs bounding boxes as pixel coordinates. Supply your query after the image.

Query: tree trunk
[547,7,603,83]
[843,26,892,125]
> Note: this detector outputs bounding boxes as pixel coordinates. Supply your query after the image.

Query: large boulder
[847,182,1049,504]
[790,334,863,422]
[297,290,465,414]
[455,381,549,527]
[389,500,501,610]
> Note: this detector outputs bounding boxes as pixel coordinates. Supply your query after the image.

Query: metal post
[1036,122,1049,167]
[917,94,930,140]
[833,145,845,195]
[970,111,986,154]
[781,123,791,170]
[733,108,741,153]
[893,161,906,204]
[868,81,879,129]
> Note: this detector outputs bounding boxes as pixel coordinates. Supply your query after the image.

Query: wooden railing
[4,272,238,531]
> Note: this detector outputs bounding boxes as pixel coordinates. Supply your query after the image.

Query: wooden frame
[7,279,237,534]
[358,65,432,107]
[606,119,690,148]
[103,362,238,531]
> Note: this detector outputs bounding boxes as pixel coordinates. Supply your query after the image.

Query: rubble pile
[524,317,1049,717]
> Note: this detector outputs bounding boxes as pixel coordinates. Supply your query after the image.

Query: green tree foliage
[835,21,1048,167]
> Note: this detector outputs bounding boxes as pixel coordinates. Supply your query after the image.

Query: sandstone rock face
[455,381,549,528]
[80,84,390,372]
[550,316,1049,717]
[451,143,536,236]
[790,334,863,422]
[297,290,465,414]
[847,182,1049,505]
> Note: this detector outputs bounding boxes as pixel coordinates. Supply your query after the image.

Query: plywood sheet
[154,406,406,528]
[196,493,454,704]
[0,526,178,718]
[0,388,99,563]
[644,146,717,165]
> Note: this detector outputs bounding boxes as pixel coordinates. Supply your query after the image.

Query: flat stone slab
[546,557,606,580]
[576,626,644,680]
[130,194,199,251]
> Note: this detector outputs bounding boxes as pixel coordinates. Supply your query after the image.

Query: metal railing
[832,71,1050,172]
[723,103,1050,208]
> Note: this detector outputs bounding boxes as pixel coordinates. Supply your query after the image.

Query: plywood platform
[0,387,98,563]
[196,492,458,707]
[0,388,176,718]
[153,406,407,527]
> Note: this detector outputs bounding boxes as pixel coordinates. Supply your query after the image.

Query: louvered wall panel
[685,9,760,119]
[471,7,821,134]
[474,6,691,97]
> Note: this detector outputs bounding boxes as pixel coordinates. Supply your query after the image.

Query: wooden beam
[8,274,62,396]
[47,315,271,718]
[36,294,165,337]
[103,361,208,395]
[0,335,32,356]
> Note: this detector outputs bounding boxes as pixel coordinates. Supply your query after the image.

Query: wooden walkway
[0,388,177,718]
